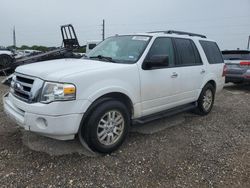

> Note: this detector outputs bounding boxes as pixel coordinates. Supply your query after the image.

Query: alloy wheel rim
[202,89,213,111]
[97,110,125,146]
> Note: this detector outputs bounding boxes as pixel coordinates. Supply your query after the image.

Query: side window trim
[191,41,203,65]
[172,38,181,66]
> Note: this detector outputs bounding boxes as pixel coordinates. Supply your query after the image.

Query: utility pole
[102,19,105,41]
[13,26,16,50]
[247,35,250,50]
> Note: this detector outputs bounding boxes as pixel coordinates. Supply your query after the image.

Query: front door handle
[171,72,178,78]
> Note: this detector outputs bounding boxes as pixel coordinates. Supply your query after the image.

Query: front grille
[11,73,44,103]
[16,75,34,85]
[11,74,34,102]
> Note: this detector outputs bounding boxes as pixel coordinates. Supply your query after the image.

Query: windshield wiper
[89,55,116,63]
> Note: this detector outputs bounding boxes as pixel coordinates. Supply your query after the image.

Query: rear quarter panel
[194,39,225,93]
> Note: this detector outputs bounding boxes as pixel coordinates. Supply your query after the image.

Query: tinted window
[200,41,224,64]
[222,51,250,60]
[174,38,202,66]
[147,37,175,66]
[191,42,203,64]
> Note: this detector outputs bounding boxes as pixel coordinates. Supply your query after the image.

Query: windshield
[86,35,151,64]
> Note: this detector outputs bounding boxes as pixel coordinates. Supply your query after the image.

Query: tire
[79,100,130,153]
[0,54,13,69]
[195,83,215,115]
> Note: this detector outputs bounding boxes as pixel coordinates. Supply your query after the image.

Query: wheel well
[78,92,134,133]
[207,80,216,91]
[96,92,134,115]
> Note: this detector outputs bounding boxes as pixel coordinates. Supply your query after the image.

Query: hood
[15,58,127,81]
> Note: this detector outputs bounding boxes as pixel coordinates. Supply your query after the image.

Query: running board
[132,102,197,125]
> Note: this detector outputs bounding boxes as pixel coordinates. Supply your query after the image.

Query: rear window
[222,51,250,60]
[200,41,224,64]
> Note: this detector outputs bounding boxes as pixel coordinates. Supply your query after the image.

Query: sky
[1,0,250,50]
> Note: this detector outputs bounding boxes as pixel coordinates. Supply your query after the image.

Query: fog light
[36,118,48,129]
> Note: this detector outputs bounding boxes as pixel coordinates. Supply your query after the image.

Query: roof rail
[148,30,207,38]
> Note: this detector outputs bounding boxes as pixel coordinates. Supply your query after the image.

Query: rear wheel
[79,100,130,153]
[195,83,215,115]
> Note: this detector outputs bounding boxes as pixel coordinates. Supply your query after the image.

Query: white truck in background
[0,50,13,56]
[73,41,101,57]
[85,40,101,53]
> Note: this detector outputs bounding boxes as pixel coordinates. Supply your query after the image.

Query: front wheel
[79,100,130,154]
[195,83,215,115]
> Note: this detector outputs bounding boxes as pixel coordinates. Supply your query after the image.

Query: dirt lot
[0,78,249,188]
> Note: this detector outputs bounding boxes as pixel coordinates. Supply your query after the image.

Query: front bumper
[3,93,85,140]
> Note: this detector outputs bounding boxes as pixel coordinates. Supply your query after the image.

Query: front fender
[87,86,137,104]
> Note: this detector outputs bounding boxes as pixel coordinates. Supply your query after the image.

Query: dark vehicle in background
[222,50,250,84]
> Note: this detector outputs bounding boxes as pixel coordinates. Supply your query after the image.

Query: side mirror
[143,55,169,69]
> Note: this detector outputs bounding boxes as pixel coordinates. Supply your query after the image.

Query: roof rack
[148,30,207,38]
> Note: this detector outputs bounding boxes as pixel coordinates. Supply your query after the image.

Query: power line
[102,19,105,41]
[13,26,16,49]
[247,36,250,50]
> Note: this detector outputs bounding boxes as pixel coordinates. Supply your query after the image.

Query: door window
[146,37,175,67]
[174,38,202,66]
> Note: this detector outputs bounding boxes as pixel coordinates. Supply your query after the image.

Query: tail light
[222,64,227,77]
[240,61,250,66]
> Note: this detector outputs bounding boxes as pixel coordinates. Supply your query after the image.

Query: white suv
[3,31,225,153]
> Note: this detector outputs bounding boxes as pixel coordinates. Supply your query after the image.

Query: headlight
[10,75,16,93]
[40,82,76,103]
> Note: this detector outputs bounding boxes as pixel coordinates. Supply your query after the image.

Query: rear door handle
[201,69,206,74]
[171,72,178,78]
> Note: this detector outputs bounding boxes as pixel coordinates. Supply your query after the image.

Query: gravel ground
[0,77,249,188]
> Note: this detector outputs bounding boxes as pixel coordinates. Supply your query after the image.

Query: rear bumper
[225,67,250,83]
[226,73,250,83]
[3,93,84,140]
